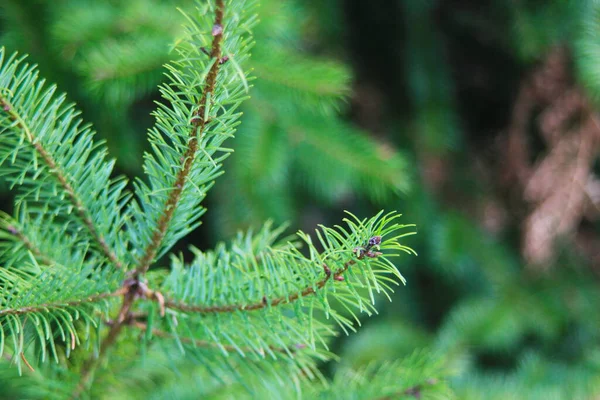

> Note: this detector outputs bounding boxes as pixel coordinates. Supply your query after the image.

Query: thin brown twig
[135,0,226,277]
[0,288,126,317]
[0,98,124,270]
[20,352,34,372]
[71,289,137,399]
[165,259,355,314]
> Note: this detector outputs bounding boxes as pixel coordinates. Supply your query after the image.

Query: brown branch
[0,288,125,317]
[130,321,298,355]
[135,0,226,276]
[72,287,137,399]
[0,98,124,270]
[165,259,356,314]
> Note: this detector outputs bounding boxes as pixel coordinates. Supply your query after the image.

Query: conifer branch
[135,0,225,276]
[0,289,125,317]
[4,223,53,266]
[0,97,124,270]
[164,259,355,314]
[73,286,137,399]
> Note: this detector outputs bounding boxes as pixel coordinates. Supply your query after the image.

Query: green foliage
[0,0,424,397]
[1,0,411,234]
[402,0,461,153]
[215,0,410,233]
[5,0,600,398]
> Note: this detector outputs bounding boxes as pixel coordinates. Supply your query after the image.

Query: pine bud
[368,236,382,247]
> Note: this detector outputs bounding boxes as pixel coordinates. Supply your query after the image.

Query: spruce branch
[163,259,355,314]
[0,208,99,280]
[0,95,124,269]
[0,289,125,317]
[0,49,130,270]
[1,217,53,267]
[0,260,124,374]
[74,0,255,395]
[131,0,254,274]
[0,1,425,397]
[156,212,414,358]
[134,0,225,276]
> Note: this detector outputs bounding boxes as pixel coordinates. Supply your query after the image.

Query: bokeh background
[2,0,600,398]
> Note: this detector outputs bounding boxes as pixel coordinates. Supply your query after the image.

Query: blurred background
[2,0,600,398]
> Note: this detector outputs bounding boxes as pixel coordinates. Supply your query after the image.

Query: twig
[0,97,125,270]
[0,288,126,317]
[135,0,226,276]
[165,259,356,314]
[20,352,34,372]
[71,288,137,399]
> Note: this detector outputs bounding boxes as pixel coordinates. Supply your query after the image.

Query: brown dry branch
[522,118,598,266]
[503,46,600,268]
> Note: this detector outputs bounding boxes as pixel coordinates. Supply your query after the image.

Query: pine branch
[135,0,226,276]
[0,95,124,269]
[155,212,414,362]
[0,216,53,267]
[0,208,102,284]
[72,288,136,399]
[73,0,256,395]
[0,49,130,270]
[164,259,354,314]
[0,261,124,373]
[0,289,125,317]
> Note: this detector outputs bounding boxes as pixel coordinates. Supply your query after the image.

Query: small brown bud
[366,250,382,258]
[368,236,382,247]
[323,264,331,276]
[334,275,344,282]
[353,247,366,259]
